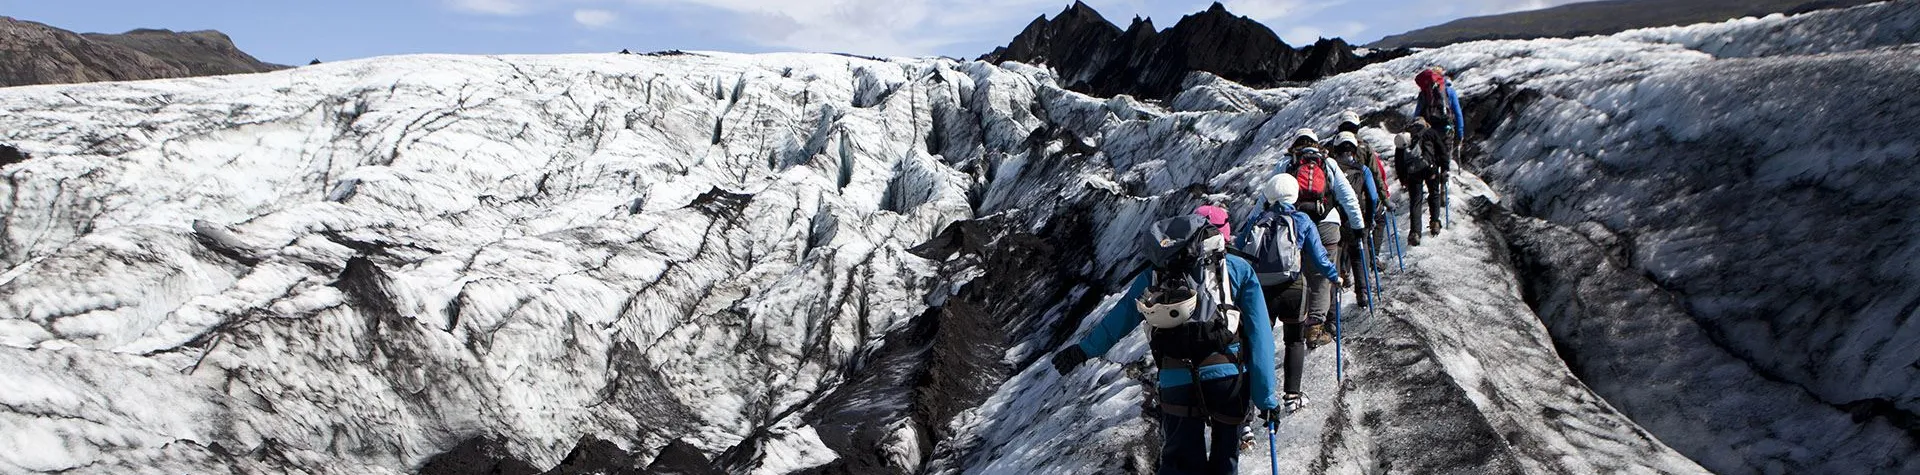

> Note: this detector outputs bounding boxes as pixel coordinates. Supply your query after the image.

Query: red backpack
[1290,151,1329,203]
[1416,70,1455,131]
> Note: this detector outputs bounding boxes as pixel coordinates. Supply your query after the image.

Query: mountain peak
[0,17,281,87]
[1058,1,1108,24]
[980,2,1403,99]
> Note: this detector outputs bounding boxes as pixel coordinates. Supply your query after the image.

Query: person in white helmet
[1330,130,1391,308]
[1236,175,1340,413]
[1052,214,1278,474]
[1273,128,1365,344]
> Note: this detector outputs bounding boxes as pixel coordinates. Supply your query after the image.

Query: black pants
[1262,280,1309,395]
[1341,226,1381,301]
[1405,173,1444,232]
[1158,375,1249,474]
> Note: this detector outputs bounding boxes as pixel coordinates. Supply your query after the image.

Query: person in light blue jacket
[1052,214,1277,475]
[1236,174,1341,413]
[1273,129,1365,344]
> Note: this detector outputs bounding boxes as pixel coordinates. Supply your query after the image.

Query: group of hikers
[1049,66,1467,474]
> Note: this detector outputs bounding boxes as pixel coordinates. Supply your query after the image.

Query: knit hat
[1194,205,1231,241]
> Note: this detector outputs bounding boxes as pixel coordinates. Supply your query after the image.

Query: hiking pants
[1157,375,1249,475]
[1262,280,1309,395]
[1305,222,1341,326]
[1405,174,1444,232]
[1341,226,1377,302]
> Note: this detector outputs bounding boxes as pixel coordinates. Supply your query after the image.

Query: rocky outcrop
[84,28,282,77]
[979,2,1407,99]
[1369,0,1882,49]
[0,17,281,87]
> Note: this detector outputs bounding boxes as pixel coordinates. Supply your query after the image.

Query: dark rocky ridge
[1369,0,1883,49]
[980,2,1408,100]
[85,28,283,77]
[0,16,282,87]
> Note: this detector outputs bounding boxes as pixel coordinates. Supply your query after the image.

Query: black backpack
[1420,81,1455,133]
[1138,216,1244,367]
[1399,132,1437,178]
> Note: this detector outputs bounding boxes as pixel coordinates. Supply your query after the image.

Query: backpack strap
[1214,259,1238,334]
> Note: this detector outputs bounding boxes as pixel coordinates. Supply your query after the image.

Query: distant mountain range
[1369,0,1883,48]
[979,1,1407,100]
[0,16,282,87]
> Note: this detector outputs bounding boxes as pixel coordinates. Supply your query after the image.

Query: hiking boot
[1355,291,1371,309]
[1284,392,1308,413]
[1408,233,1421,246]
[1429,218,1443,236]
[1305,325,1333,348]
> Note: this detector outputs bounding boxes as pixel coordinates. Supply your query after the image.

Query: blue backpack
[1241,206,1303,285]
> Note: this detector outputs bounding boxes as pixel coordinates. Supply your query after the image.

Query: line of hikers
[1050,66,1465,474]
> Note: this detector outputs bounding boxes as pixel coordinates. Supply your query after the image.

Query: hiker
[1052,214,1278,474]
[1276,128,1365,345]
[1396,118,1450,244]
[1413,66,1466,150]
[1236,175,1340,413]
[1330,131,1390,308]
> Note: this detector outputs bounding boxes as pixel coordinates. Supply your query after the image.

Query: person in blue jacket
[1052,214,1278,475]
[1414,65,1467,143]
[1236,174,1341,413]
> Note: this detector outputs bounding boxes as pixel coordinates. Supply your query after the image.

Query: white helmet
[1335,131,1360,149]
[1292,127,1319,146]
[1338,110,1362,128]
[1138,285,1198,328]
[1260,174,1299,205]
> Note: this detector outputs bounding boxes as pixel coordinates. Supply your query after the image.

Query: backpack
[1398,136,1436,178]
[1137,215,1244,367]
[1241,207,1303,285]
[1413,128,1450,176]
[1288,151,1330,204]
[1144,259,1242,365]
[1419,80,1455,134]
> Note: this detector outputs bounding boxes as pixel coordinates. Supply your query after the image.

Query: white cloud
[628,0,1068,56]
[445,0,537,15]
[574,9,619,28]
[1224,0,1308,22]
[1475,0,1584,15]
[1280,20,1366,44]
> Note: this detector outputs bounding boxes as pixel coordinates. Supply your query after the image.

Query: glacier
[2,1,1918,474]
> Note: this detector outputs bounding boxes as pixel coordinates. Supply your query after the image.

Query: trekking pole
[1333,291,1344,381]
[1390,199,1405,269]
[1267,421,1279,475]
[1359,242,1377,318]
[1368,234,1382,301]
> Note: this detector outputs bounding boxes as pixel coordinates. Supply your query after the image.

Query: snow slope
[2,1,1917,473]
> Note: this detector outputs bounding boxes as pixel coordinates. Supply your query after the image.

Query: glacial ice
[2,1,1917,473]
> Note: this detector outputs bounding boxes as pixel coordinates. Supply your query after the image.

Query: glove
[1260,408,1281,425]
[1051,345,1089,375]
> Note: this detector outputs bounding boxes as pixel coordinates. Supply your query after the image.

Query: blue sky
[0,0,1583,65]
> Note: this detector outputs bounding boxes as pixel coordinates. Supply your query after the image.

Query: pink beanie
[1194,205,1231,239]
